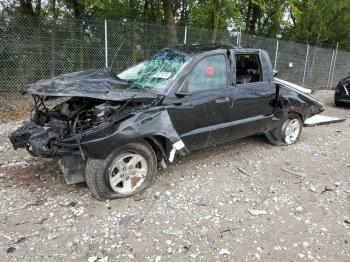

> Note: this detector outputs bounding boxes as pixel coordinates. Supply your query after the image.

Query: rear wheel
[85,141,157,200]
[265,113,303,146]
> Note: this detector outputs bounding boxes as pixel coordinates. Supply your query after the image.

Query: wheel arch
[143,135,172,161]
[285,109,304,123]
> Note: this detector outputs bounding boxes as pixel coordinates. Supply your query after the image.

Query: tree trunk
[162,0,177,45]
[211,0,220,44]
[71,0,85,69]
[249,5,260,34]
[19,0,35,15]
[245,1,252,32]
[179,1,188,25]
[35,0,41,15]
[144,0,150,22]
[50,0,58,18]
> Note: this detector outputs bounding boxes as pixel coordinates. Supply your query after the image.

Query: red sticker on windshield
[206,66,214,76]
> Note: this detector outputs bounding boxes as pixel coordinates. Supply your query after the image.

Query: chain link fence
[239,33,350,89]
[1,16,350,110]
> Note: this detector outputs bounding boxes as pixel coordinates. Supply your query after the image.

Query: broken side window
[236,54,262,84]
[118,48,191,91]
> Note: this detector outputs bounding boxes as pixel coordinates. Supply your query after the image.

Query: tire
[85,141,157,201]
[265,113,303,146]
[335,100,343,107]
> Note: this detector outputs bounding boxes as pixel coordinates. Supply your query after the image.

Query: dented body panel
[21,68,157,101]
[60,109,185,159]
[9,45,323,184]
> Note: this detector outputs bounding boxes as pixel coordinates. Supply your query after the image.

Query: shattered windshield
[117,48,190,91]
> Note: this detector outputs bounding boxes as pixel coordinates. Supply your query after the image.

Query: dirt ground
[0,94,32,123]
[0,90,349,262]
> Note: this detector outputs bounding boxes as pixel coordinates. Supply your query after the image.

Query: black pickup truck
[9,45,323,200]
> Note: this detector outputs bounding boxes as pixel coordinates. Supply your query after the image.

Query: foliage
[1,0,350,50]
[284,0,350,50]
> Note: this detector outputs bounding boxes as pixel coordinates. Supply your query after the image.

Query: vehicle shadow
[1,157,89,198]
[1,134,270,200]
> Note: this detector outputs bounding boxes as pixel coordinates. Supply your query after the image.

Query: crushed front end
[9,94,158,184]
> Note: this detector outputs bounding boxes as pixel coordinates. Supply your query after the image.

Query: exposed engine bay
[9,95,155,157]
[33,96,151,135]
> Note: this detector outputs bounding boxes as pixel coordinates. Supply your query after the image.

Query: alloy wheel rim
[283,119,301,145]
[108,152,148,194]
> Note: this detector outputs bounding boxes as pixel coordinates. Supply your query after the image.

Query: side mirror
[273,70,278,77]
[175,79,192,97]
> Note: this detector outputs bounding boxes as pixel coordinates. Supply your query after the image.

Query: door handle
[215,97,230,104]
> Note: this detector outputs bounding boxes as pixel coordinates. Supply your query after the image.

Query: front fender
[67,109,185,159]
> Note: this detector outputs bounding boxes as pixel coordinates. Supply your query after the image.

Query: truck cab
[163,45,276,151]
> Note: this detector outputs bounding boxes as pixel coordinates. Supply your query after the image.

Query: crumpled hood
[20,68,157,101]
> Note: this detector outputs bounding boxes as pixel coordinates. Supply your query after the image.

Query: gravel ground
[0,94,32,124]
[0,90,349,262]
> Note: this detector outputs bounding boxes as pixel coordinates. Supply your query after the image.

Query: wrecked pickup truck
[9,45,324,200]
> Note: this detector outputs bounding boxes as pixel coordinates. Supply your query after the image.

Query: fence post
[302,44,310,87]
[237,28,241,46]
[327,50,335,89]
[274,40,279,71]
[184,26,187,45]
[104,19,108,68]
[330,42,339,89]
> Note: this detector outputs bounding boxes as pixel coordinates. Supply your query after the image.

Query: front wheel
[265,113,303,146]
[85,141,157,201]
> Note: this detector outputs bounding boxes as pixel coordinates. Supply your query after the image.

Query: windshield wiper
[125,83,154,94]
[116,94,136,113]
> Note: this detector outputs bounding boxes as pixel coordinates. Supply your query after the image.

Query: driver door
[165,54,234,151]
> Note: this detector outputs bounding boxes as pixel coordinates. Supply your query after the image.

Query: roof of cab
[173,44,260,55]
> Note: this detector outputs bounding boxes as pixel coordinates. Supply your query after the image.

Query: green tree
[285,0,350,49]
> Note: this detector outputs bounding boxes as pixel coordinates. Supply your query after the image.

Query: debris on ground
[248,209,267,216]
[0,90,349,261]
[281,168,306,178]
[304,114,346,127]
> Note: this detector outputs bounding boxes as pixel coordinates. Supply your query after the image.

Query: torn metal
[9,98,185,157]
[275,78,312,94]
[304,115,346,127]
[273,84,324,124]
[9,93,186,184]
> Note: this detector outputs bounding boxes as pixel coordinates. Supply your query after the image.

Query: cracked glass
[118,48,191,91]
